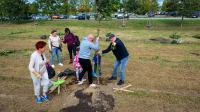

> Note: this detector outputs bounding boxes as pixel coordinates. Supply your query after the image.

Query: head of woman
[51,30,57,37]
[35,41,47,54]
[64,28,70,35]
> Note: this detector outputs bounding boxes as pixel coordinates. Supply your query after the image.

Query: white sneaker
[58,63,63,66]
[51,65,55,68]
[77,80,83,85]
[89,83,96,88]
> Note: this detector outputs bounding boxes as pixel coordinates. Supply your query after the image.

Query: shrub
[169,33,181,44]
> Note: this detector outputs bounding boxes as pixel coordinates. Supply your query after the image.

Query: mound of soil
[60,89,115,112]
[149,37,171,43]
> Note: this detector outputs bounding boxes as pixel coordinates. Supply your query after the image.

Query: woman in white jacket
[29,41,50,103]
[48,30,63,68]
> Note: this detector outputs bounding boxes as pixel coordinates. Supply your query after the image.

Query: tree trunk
[181,16,184,28]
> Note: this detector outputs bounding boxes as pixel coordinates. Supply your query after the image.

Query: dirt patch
[190,52,200,56]
[60,89,115,112]
[149,37,171,43]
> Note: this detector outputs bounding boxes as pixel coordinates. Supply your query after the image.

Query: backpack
[75,35,80,47]
[46,63,56,79]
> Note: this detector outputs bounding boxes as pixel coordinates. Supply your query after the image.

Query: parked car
[52,15,60,19]
[166,11,179,17]
[77,13,90,20]
[59,15,68,19]
[189,11,200,18]
[32,15,49,20]
[68,15,78,19]
[116,13,129,19]
[148,12,155,17]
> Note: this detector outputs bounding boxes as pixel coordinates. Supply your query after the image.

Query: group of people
[28,28,129,103]
[48,28,79,68]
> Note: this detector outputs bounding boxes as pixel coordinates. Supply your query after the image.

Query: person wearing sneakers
[101,33,129,85]
[63,28,76,64]
[73,48,82,81]
[78,34,99,88]
[28,41,50,103]
[48,30,63,68]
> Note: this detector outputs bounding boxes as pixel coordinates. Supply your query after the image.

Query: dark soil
[60,90,115,112]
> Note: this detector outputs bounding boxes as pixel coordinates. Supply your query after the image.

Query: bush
[169,33,181,44]
[169,33,181,40]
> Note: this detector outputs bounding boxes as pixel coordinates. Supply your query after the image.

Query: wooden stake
[58,77,60,94]
[113,84,134,93]
[113,88,134,93]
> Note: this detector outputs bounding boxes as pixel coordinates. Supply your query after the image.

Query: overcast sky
[28,0,164,6]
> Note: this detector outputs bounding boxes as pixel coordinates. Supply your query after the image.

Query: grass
[0,19,200,112]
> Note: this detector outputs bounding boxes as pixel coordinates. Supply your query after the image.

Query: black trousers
[79,58,93,84]
[67,45,76,60]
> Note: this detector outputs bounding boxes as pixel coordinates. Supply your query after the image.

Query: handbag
[46,63,56,79]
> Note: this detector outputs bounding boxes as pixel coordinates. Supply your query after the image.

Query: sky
[158,0,164,6]
[28,0,164,6]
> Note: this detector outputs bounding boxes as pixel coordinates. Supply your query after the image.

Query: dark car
[116,13,129,19]
[78,13,90,20]
[148,12,155,17]
[166,11,179,17]
[190,11,200,18]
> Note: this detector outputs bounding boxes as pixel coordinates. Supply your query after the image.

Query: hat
[108,33,115,40]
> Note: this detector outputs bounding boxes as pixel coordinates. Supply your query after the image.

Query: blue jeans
[112,56,129,81]
[51,47,61,64]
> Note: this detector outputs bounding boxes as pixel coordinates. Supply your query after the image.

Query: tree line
[0,0,199,21]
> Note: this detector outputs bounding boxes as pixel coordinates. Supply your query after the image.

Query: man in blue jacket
[78,34,99,88]
[102,34,129,85]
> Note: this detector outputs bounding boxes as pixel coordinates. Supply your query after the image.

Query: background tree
[79,0,90,13]
[69,0,79,14]
[0,0,28,21]
[28,2,39,15]
[36,0,67,16]
[95,0,120,22]
[162,0,200,28]
[126,0,158,28]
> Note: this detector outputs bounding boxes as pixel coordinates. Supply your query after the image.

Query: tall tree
[28,2,39,14]
[36,0,69,15]
[79,0,90,13]
[69,0,79,14]
[162,0,200,27]
[0,0,28,21]
[95,0,120,22]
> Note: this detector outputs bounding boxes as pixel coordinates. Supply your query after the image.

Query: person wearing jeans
[112,56,129,82]
[78,34,99,88]
[51,47,61,65]
[102,33,129,85]
[48,30,63,68]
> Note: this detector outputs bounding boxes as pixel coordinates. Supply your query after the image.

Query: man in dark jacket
[102,34,129,85]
